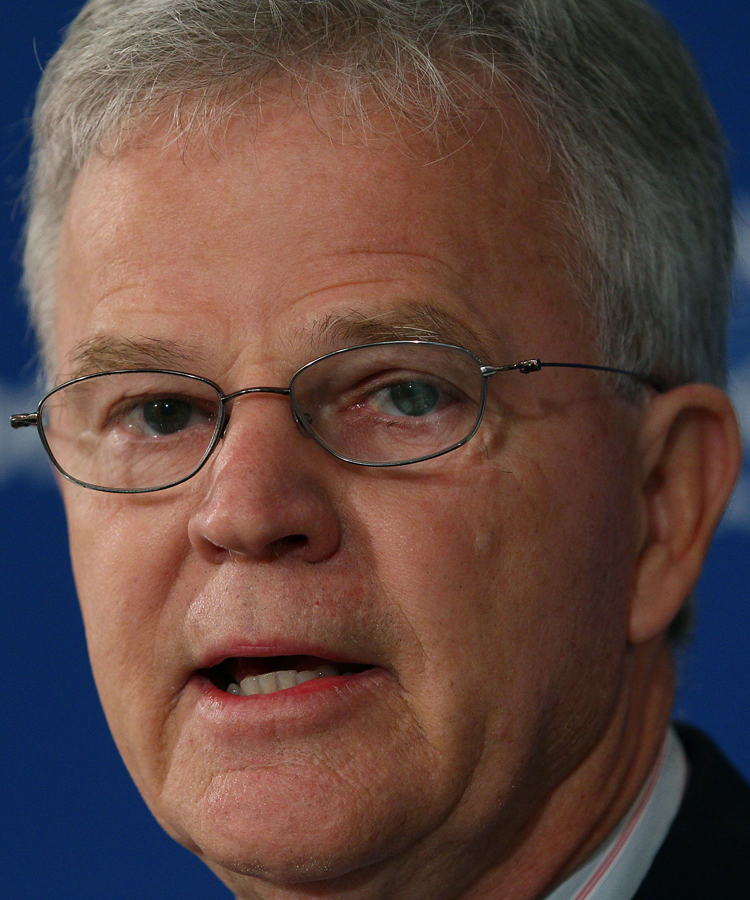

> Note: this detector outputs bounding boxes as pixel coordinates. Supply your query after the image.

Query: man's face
[54,97,644,894]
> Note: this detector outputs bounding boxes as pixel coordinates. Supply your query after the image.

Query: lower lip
[185,667,387,737]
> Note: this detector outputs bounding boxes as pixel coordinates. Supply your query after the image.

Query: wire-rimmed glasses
[10,340,663,493]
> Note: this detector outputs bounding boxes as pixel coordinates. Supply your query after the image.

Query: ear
[629,384,742,645]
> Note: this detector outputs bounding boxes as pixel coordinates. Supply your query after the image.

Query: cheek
[351,424,638,756]
[355,438,632,642]
[63,489,192,750]
[67,493,184,625]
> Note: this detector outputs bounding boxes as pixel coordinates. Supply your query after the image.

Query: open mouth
[203,656,373,697]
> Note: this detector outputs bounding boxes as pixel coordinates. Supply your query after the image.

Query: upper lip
[195,639,378,672]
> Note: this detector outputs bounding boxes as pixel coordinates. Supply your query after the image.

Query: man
[10,0,749,897]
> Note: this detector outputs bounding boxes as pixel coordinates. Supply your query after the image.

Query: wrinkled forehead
[53,87,586,380]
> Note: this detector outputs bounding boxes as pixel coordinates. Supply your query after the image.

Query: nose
[187,393,342,564]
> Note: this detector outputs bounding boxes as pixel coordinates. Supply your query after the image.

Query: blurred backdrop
[1,2,748,897]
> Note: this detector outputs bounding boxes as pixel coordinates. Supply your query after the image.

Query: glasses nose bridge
[222,385,292,403]
[217,385,299,442]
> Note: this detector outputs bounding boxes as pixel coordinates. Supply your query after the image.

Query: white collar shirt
[542,727,688,900]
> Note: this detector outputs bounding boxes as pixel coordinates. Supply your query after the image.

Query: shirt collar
[543,726,688,900]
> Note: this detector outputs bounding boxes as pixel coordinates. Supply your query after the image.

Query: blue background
[1,2,748,897]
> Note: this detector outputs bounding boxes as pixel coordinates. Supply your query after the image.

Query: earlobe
[628,384,742,645]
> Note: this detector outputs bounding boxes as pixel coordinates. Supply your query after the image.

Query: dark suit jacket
[633,724,750,899]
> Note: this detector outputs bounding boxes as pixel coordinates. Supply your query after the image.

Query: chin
[183,821,394,890]
[153,769,418,889]
[204,845,368,887]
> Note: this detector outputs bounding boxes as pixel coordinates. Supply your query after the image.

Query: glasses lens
[291,343,485,465]
[41,372,222,491]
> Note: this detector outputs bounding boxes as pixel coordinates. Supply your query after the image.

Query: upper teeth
[227,665,341,696]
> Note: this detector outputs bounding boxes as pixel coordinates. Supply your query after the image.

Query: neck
[466,640,676,900]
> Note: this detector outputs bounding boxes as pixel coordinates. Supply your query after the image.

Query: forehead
[54,93,588,377]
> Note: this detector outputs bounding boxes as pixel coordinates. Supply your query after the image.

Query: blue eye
[382,381,441,416]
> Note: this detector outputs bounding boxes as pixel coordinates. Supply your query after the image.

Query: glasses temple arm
[481,359,666,392]
[10,413,39,429]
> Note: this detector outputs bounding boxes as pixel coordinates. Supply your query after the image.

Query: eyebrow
[65,335,209,380]
[62,303,494,382]
[305,303,494,360]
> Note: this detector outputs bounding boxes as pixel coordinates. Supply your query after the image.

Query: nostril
[267,534,308,557]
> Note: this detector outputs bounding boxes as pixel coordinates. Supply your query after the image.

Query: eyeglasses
[10,340,663,493]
